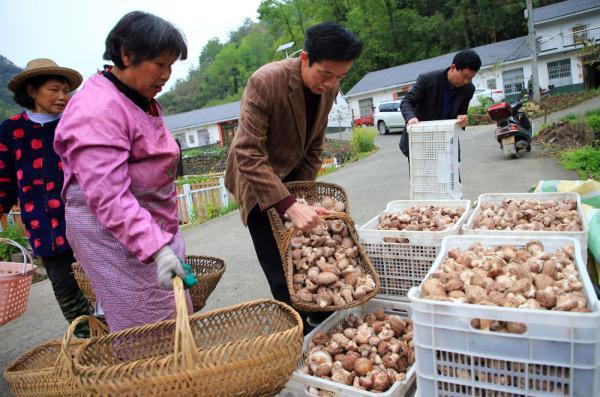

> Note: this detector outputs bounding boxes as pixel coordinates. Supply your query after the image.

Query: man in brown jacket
[226,22,362,333]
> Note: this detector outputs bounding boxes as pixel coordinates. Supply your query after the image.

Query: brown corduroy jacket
[225,58,338,225]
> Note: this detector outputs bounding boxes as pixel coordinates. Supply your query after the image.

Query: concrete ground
[1,96,597,396]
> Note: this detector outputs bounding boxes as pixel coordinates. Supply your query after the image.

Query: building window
[197,129,210,146]
[175,134,186,149]
[486,79,497,89]
[572,25,587,45]
[358,98,374,116]
[502,68,525,95]
[187,132,196,146]
[547,59,572,87]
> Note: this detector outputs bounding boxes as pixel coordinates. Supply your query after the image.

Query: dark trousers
[42,250,93,337]
[247,205,331,335]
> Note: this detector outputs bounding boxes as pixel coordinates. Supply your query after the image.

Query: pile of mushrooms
[288,219,377,308]
[474,199,581,231]
[301,309,414,392]
[377,206,465,232]
[421,240,590,333]
[296,195,346,213]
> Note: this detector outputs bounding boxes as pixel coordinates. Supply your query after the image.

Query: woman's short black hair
[13,75,69,110]
[304,22,362,65]
[103,11,187,68]
[452,49,482,72]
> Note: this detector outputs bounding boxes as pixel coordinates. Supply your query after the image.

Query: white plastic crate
[358,200,471,300]
[284,298,416,397]
[408,235,600,397]
[408,120,461,200]
[463,192,589,262]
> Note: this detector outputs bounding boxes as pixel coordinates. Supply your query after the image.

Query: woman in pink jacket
[55,11,190,332]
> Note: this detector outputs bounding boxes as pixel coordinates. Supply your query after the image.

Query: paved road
[1,96,597,396]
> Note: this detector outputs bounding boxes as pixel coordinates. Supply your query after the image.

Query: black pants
[42,250,93,337]
[247,205,331,335]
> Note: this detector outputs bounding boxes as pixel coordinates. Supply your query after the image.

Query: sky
[0,0,263,91]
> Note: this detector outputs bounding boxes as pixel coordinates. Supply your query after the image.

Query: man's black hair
[103,11,187,69]
[304,22,362,65]
[452,49,482,72]
[13,75,69,110]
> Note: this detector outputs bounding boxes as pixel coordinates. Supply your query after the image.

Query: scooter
[487,99,532,159]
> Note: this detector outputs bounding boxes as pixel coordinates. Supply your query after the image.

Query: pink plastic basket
[0,238,36,326]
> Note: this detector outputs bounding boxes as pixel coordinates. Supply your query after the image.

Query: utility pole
[526,0,541,103]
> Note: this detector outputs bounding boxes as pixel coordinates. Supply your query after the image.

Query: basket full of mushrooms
[268,181,350,256]
[281,212,381,312]
[463,192,588,260]
[291,299,416,396]
[408,235,600,397]
[358,200,471,299]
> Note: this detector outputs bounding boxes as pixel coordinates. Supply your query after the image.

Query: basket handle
[0,237,34,275]
[172,276,199,370]
[58,315,109,377]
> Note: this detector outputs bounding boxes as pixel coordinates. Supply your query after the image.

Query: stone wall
[182,153,227,175]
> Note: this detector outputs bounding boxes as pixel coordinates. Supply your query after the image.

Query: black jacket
[399,68,475,157]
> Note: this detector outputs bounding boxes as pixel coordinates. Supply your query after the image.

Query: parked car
[353,114,374,127]
[373,100,405,135]
[469,87,505,108]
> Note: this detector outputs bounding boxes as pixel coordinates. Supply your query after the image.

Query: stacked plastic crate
[408,120,461,200]
[359,200,471,300]
[408,192,599,396]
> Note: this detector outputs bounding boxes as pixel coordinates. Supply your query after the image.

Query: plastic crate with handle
[408,235,600,397]
[463,192,589,262]
[358,200,471,300]
[284,298,416,397]
[408,120,461,200]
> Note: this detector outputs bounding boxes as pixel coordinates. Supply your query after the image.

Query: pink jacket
[54,73,180,262]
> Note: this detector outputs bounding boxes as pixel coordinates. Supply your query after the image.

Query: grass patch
[351,127,377,153]
[559,146,600,179]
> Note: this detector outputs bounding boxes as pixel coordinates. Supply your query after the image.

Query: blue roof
[533,0,600,24]
[163,101,241,131]
[346,36,531,97]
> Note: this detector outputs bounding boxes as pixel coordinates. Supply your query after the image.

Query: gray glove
[154,246,186,289]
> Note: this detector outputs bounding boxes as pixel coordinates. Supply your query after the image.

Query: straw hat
[8,58,83,93]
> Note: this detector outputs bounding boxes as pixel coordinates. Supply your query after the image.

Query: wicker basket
[282,212,380,312]
[62,278,303,397]
[267,181,350,257]
[185,255,226,311]
[4,317,108,396]
[70,263,96,308]
[0,238,36,326]
[71,255,226,312]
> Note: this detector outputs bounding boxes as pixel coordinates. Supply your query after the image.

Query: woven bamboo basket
[267,181,350,257]
[185,255,226,310]
[281,212,381,312]
[70,263,96,308]
[62,277,303,397]
[71,255,226,312]
[0,238,37,326]
[3,316,108,397]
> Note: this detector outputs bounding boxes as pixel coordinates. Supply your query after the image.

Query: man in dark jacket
[399,49,482,157]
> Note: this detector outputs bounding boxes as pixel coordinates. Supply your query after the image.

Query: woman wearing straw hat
[0,58,93,336]
[54,11,192,332]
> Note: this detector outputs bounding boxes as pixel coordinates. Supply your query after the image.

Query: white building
[345,0,600,118]
[164,92,351,149]
[163,101,240,149]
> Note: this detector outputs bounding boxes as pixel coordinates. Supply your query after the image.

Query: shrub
[560,114,577,122]
[585,114,600,133]
[351,127,376,153]
[0,224,29,262]
[559,146,600,180]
